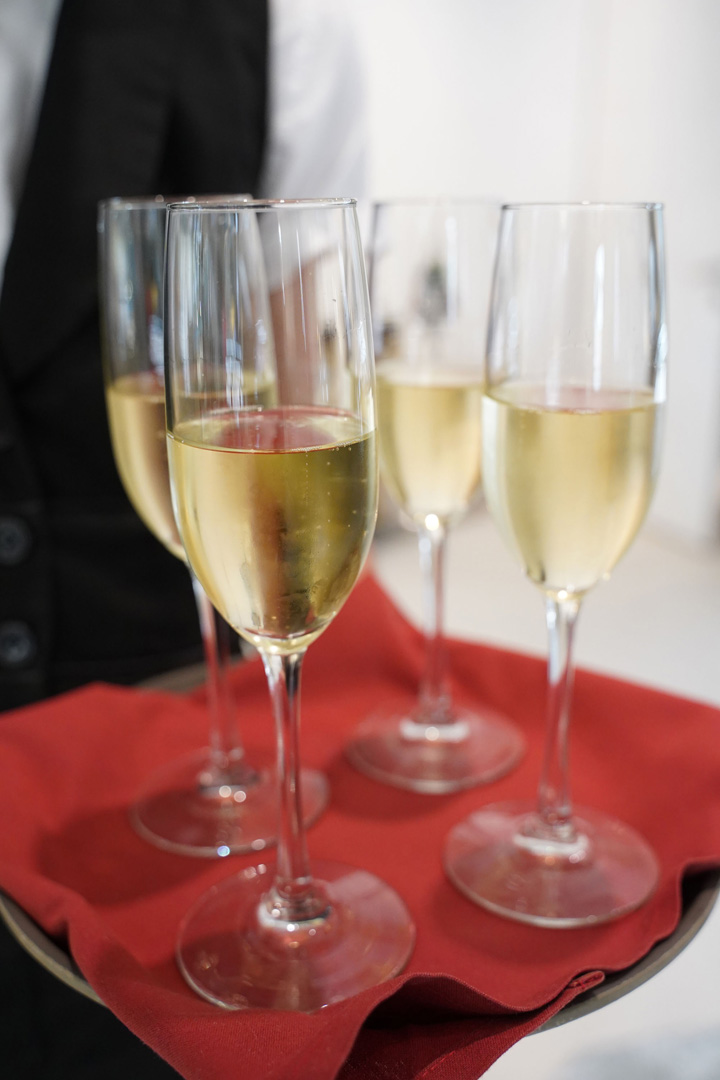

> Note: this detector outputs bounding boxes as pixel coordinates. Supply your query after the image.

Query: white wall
[351,0,720,545]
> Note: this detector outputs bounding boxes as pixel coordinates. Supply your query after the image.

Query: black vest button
[0,621,37,667]
[0,516,32,565]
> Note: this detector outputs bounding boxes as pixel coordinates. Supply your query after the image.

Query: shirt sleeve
[0,0,62,290]
[257,0,368,200]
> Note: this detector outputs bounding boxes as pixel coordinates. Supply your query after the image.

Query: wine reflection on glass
[98,195,327,858]
[444,202,667,926]
[165,197,415,1010]
[345,198,525,793]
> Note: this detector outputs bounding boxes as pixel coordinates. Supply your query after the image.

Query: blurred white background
[350,0,720,547]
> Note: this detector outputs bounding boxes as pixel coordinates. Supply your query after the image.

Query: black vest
[0,0,268,710]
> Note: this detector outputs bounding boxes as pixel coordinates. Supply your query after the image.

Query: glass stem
[416,520,452,724]
[536,594,581,840]
[191,573,254,786]
[262,650,328,924]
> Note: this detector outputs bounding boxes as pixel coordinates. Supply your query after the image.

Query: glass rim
[98,193,255,213]
[500,201,664,212]
[166,196,357,214]
[99,195,173,212]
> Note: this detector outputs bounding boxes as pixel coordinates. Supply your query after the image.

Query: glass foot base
[130,749,328,858]
[345,707,525,793]
[176,859,415,1010]
[444,801,660,927]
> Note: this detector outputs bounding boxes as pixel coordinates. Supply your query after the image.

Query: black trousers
[0,923,179,1079]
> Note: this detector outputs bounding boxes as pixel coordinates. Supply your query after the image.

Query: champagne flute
[345,199,525,793]
[98,196,328,857]
[444,203,666,926]
[165,197,414,1010]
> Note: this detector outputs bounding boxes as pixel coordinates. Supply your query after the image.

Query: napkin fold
[0,573,719,1079]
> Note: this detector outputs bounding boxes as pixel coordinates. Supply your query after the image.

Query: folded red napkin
[0,573,719,1079]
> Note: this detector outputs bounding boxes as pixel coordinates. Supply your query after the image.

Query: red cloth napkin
[0,573,719,1079]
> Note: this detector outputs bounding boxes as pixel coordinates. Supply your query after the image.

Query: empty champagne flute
[165,197,415,1010]
[98,196,327,857]
[445,203,666,926]
[345,198,525,792]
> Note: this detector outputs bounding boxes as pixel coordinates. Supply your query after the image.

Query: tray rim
[538,867,720,1030]
[1,867,718,1024]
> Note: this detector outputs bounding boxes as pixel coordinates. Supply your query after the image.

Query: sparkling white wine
[168,407,377,653]
[105,372,185,560]
[376,361,483,526]
[106,370,277,561]
[482,384,662,597]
